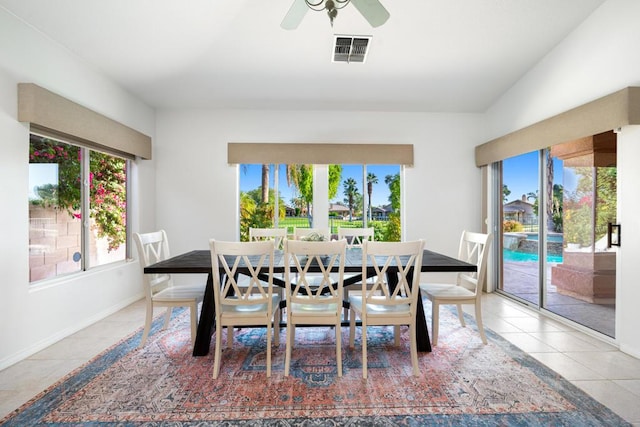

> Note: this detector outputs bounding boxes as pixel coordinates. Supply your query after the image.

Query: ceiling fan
[281,0,389,30]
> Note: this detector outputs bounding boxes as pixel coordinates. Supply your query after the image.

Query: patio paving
[502,261,615,338]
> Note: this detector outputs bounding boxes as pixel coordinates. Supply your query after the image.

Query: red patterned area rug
[1,305,630,426]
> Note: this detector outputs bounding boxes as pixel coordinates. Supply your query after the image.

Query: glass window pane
[29,136,82,282]
[500,152,540,304]
[239,164,314,240]
[329,164,401,241]
[89,151,127,266]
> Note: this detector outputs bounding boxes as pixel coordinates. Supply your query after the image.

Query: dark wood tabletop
[144,249,476,274]
[144,248,476,356]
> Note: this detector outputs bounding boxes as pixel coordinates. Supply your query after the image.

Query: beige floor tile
[482,315,525,333]
[485,304,537,318]
[528,352,605,380]
[566,330,619,351]
[613,379,640,397]
[503,316,565,333]
[28,335,120,361]
[565,351,640,379]
[529,331,607,352]
[496,332,558,353]
[0,389,38,420]
[572,380,640,423]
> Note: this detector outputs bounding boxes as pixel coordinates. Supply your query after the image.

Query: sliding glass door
[497,132,617,337]
[547,135,617,337]
[500,152,541,305]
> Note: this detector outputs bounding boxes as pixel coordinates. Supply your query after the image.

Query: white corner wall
[482,0,640,357]
[484,0,640,139]
[0,8,156,369]
[616,126,640,357]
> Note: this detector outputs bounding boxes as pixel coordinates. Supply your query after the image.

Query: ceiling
[0,0,605,112]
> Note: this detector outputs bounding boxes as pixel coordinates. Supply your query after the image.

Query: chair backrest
[361,239,425,311]
[249,227,287,250]
[293,227,331,241]
[133,230,173,298]
[338,227,374,248]
[209,239,276,312]
[456,231,493,298]
[284,239,347,306]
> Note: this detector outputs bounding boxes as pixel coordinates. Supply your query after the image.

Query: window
[29,134,128,283]
[239,163,401,241]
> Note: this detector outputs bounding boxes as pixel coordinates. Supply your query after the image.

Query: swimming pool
[503,249,563,263]
[525,233,564,243]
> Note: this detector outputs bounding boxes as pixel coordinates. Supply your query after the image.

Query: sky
[28,163,58,200]
[502,152,569,203]
[239,164,400,208]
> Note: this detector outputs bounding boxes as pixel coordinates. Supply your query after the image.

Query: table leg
[387,270,432,352]
[415,288,432,352]
[193,273,215,356]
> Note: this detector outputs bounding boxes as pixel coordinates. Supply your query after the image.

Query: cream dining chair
[249,227,287,250]
[338,227,374,247]
[348,239,425,378]
[248,226,286,334]
[419,231,492,346]
[133,230,205,348]
[284,239,347,377]
[337,227,375,320]
[209,239,281,379]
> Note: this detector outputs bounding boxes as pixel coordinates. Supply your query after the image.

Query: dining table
[144,248,476,356]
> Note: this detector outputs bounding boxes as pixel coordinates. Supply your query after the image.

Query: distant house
[371,206,388,220]
[503,195,536,223]
[283,205,296,217]
[329,203,350,219]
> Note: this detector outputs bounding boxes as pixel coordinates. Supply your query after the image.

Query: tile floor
[1,293,640,425]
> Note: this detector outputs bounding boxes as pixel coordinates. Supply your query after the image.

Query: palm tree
[343,177,359,221]
[545,149,555,232]
[366,172,378,221]
[261,164,269,203]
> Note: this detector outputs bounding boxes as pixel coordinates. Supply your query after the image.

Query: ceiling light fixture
[281,0,389,30]
[305,0,349,27]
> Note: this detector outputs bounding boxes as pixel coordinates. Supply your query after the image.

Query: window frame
[28,132,131,285]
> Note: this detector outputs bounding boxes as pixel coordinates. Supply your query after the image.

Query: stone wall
[503,233,563,256]
[29,206,82,282]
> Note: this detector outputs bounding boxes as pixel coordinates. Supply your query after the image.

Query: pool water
[525,234,564,243]
[503,249,563,263]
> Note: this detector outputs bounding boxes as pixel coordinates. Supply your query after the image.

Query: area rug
[1,304,630,426]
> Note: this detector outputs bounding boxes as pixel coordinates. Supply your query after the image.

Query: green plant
[29,137,127,251]
[562,167,616,247]
[383,212,401,242]
[300,232,327,242]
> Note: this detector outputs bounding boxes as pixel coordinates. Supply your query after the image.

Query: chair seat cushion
[154,284,205,302]
[420,282,475,300]
[290,295,339,314]
[348,295,411,316]
[221,295,280,314]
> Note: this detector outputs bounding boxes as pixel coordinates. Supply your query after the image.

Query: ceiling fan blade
[350,0,389,27]
[281,0,309,30]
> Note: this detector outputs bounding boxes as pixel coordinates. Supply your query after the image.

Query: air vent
[333,35,371,63]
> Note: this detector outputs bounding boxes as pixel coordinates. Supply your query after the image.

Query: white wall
[483,0,640,357]
[617,126,640,357]
[154,109,484,286]
[484,0,640,139]
[0,8,156,369]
